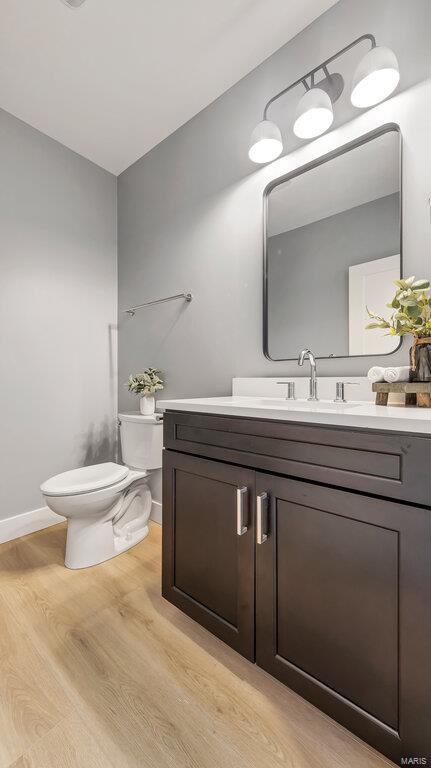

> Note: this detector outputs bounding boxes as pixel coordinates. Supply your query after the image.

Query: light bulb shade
[293,88,333,139]
[351,45,399,108]
[249,120,283,163]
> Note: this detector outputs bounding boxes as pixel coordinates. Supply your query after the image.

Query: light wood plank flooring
[0,522,395,768]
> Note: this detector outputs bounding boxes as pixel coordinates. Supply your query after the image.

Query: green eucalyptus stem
[366,276,431,340]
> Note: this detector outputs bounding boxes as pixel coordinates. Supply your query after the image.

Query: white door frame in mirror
[349,254,400,355]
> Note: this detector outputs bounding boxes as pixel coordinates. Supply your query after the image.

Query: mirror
[264,125,401,360]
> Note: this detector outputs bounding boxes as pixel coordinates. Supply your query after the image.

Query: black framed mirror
[263,124,402,361]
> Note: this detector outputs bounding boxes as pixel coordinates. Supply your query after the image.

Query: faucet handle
[334,381,359,403]
[277,381,296,400]
[298,348,311,365]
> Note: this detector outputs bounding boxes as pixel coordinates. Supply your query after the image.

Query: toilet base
[64,482,152,569]
[65,519,150,569]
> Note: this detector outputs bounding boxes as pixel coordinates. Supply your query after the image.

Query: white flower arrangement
[127,368,164,397]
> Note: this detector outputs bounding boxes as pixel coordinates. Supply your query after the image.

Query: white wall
[267,194,400,359]
[2,0,429,534]
[0,108,117,525]
[117,0,431,408]
[117,90,431,402]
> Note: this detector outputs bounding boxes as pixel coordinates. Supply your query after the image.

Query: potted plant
[127,368,164,415]
[366,276,431,381]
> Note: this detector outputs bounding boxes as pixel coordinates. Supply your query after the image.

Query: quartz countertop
[157,395,431,435]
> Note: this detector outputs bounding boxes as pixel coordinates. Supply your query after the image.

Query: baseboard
[150,500,162,525]
[0,506,65,545]
[0,499,160,545]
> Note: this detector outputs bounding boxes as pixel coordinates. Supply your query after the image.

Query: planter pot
[140,395,155,416]
[410,341,431,382]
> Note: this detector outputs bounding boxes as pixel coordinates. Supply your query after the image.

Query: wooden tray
[372,382,431,407]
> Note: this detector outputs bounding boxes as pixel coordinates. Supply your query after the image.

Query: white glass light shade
[61,0,87,6]
[351,45,399,108]
[293,88,333,139]
[249,120,283,163]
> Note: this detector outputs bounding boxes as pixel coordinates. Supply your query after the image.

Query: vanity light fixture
[249,120,283,163]
[249,34,400,163]
[60,0,88,7]
[351,45,400,107]
[293,86,333,139]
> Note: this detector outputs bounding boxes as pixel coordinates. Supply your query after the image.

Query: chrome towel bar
[123,292,193,316]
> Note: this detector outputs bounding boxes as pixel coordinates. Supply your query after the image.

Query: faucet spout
[298,349,319,401]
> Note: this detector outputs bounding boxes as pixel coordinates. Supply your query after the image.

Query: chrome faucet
[298,349,319,401]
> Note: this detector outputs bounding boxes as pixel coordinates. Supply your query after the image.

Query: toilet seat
[41,462,130,497]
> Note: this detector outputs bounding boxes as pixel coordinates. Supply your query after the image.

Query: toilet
[41,413,163,569]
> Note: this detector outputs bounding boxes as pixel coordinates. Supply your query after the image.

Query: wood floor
[0,522,395,768]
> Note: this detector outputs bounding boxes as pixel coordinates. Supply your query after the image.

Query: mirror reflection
[265,128,401,360]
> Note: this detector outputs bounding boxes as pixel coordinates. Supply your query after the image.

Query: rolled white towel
[383,366,410,383]
[367,366,385,383]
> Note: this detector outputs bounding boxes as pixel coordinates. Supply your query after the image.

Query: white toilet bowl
[41,413,163,569]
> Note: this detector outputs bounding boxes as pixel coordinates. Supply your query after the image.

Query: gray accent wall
[118,0,431,408]
[0,108,117,520]
[267,194,400,359]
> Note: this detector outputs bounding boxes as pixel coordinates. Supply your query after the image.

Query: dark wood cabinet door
[163,450,255,660]
[255,473,431,764]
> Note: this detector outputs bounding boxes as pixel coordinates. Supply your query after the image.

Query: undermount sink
[234,397,362,411]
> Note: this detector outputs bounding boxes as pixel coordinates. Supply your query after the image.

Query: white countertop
[157,395,431,435]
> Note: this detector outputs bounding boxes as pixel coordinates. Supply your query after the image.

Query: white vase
[140,395,155,416]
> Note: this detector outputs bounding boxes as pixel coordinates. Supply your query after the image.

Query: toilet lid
[41,462,129,497]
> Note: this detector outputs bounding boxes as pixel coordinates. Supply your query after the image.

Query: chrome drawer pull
[236,487,248,536]
[256,492,268,544]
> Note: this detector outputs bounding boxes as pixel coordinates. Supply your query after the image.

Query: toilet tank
[118,413,163,470]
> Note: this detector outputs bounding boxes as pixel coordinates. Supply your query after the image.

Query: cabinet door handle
[256,492,268,544]
[236,487,248,536]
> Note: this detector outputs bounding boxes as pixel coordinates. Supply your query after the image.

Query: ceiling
[268,130,400,237]
[0,0,339,175]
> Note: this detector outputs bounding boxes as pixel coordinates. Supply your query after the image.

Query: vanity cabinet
[162,411,431,764]
[162,450,256,660]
